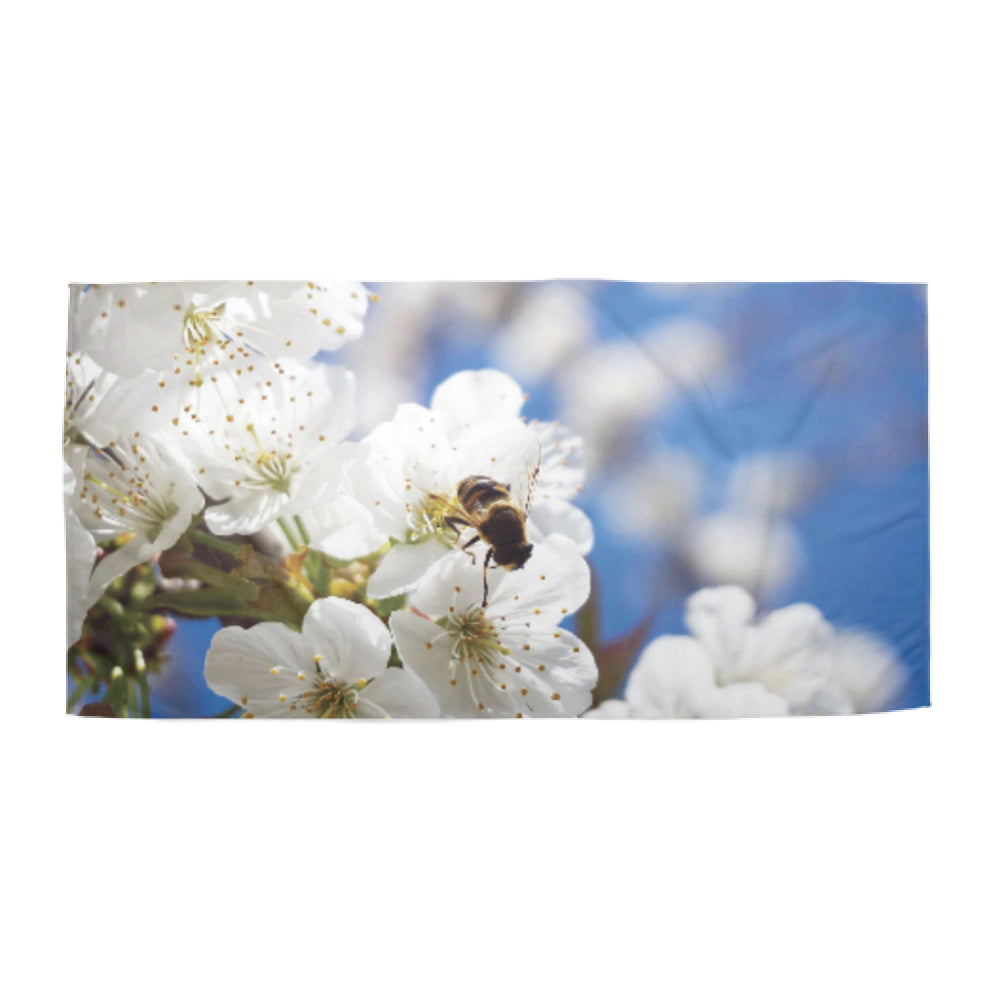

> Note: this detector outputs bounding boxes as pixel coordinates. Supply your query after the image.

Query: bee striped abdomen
[456,475,510,514]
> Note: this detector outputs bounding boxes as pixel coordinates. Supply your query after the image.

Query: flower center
[408,492,459,543]
[441,606,511,664]
[180,304,233,387]
[242,422,297,493]
[80,444,180,542]
[298,672,368,718]
[182,305,226,351]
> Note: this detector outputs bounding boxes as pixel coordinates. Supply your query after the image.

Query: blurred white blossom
[727,452,818,516]
[390,537,596,718]
[639,318,730,391]
[685,511,802,596]
[206,597,439,719]
[494,283,594,384]
[557,341,665,469]
[591,586,905,718]
[586,634,788,719]
[600,448,704,541]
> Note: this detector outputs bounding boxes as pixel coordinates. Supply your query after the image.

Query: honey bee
[420,436,541,607]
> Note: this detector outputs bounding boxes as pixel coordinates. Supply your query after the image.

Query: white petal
[684,586,756,683]
[449,418,540,495]
[307,495,389,560]
[531,420,586,501]
[389,611,466,713]
[300,597,391,685]
[356,667,442,719]
[314,365,357,445]
[705,683,790,718]
[624,635,788,719]
[205,623,310,718]
[625,636,719,717]
[204,489,290,537]
[407,548,503,619]
[502,628,597,718]
[485,535,592,623]
[584,699,636,719]
[827,630,906,713]
[528,499,594,555]
[367,538,451,599]
[431,369,525,434]
[744,604,834,676]
[66,504,98,647]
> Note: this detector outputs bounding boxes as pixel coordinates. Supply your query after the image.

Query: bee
[418,436,541,607]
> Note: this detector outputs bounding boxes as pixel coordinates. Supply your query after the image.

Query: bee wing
[496,432,542,516]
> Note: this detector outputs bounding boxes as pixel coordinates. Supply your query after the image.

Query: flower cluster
[66,282,599,718]
[587,586,905,718]
[65,281,911,720]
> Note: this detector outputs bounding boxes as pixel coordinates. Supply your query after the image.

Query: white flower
[590,586,905,718]
[389,536,597,718]
[68,434,204,606]
[64,462,97,647]
[639,318,730,391]
[64,352,119,447]
[175,361,355,536]
[685,511,802,596]
[600,448,703,541]
[70,281,369,377]
[586,636,789,719]
[494,283,595,384]
[727,452,818,516]
[205,597,440,719]
[355,369,592,600]
[556,341,665,470]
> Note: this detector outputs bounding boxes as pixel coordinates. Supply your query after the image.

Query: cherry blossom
[390,537,596,718]
[206,597,439,719]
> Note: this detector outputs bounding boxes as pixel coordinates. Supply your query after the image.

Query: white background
[4,2,998,997]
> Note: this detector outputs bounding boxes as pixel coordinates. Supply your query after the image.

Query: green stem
[135,648,151,719]
[294,515,312,547]
[277,517,299,551]
[109,667,128,718]
[189,528,244,557]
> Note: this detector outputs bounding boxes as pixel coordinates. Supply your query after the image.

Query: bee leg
[482,549,493,607]
[444,515,474,548]
[459,533,479,565]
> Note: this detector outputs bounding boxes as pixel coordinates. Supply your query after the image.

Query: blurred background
[151,281,929,716]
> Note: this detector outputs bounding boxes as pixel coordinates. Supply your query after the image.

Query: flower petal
[389,611,467,713]
[827,630,906,713]
[205,623,310,718]
[485,535,592,623]
[356,667,442,719]
[684,586,756,684]
[528,499,594,555]
[203,489,290,537]
[503,628,597,718]
[300,597,391,685]
[431,369,525,434]
[367,537,451,599]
